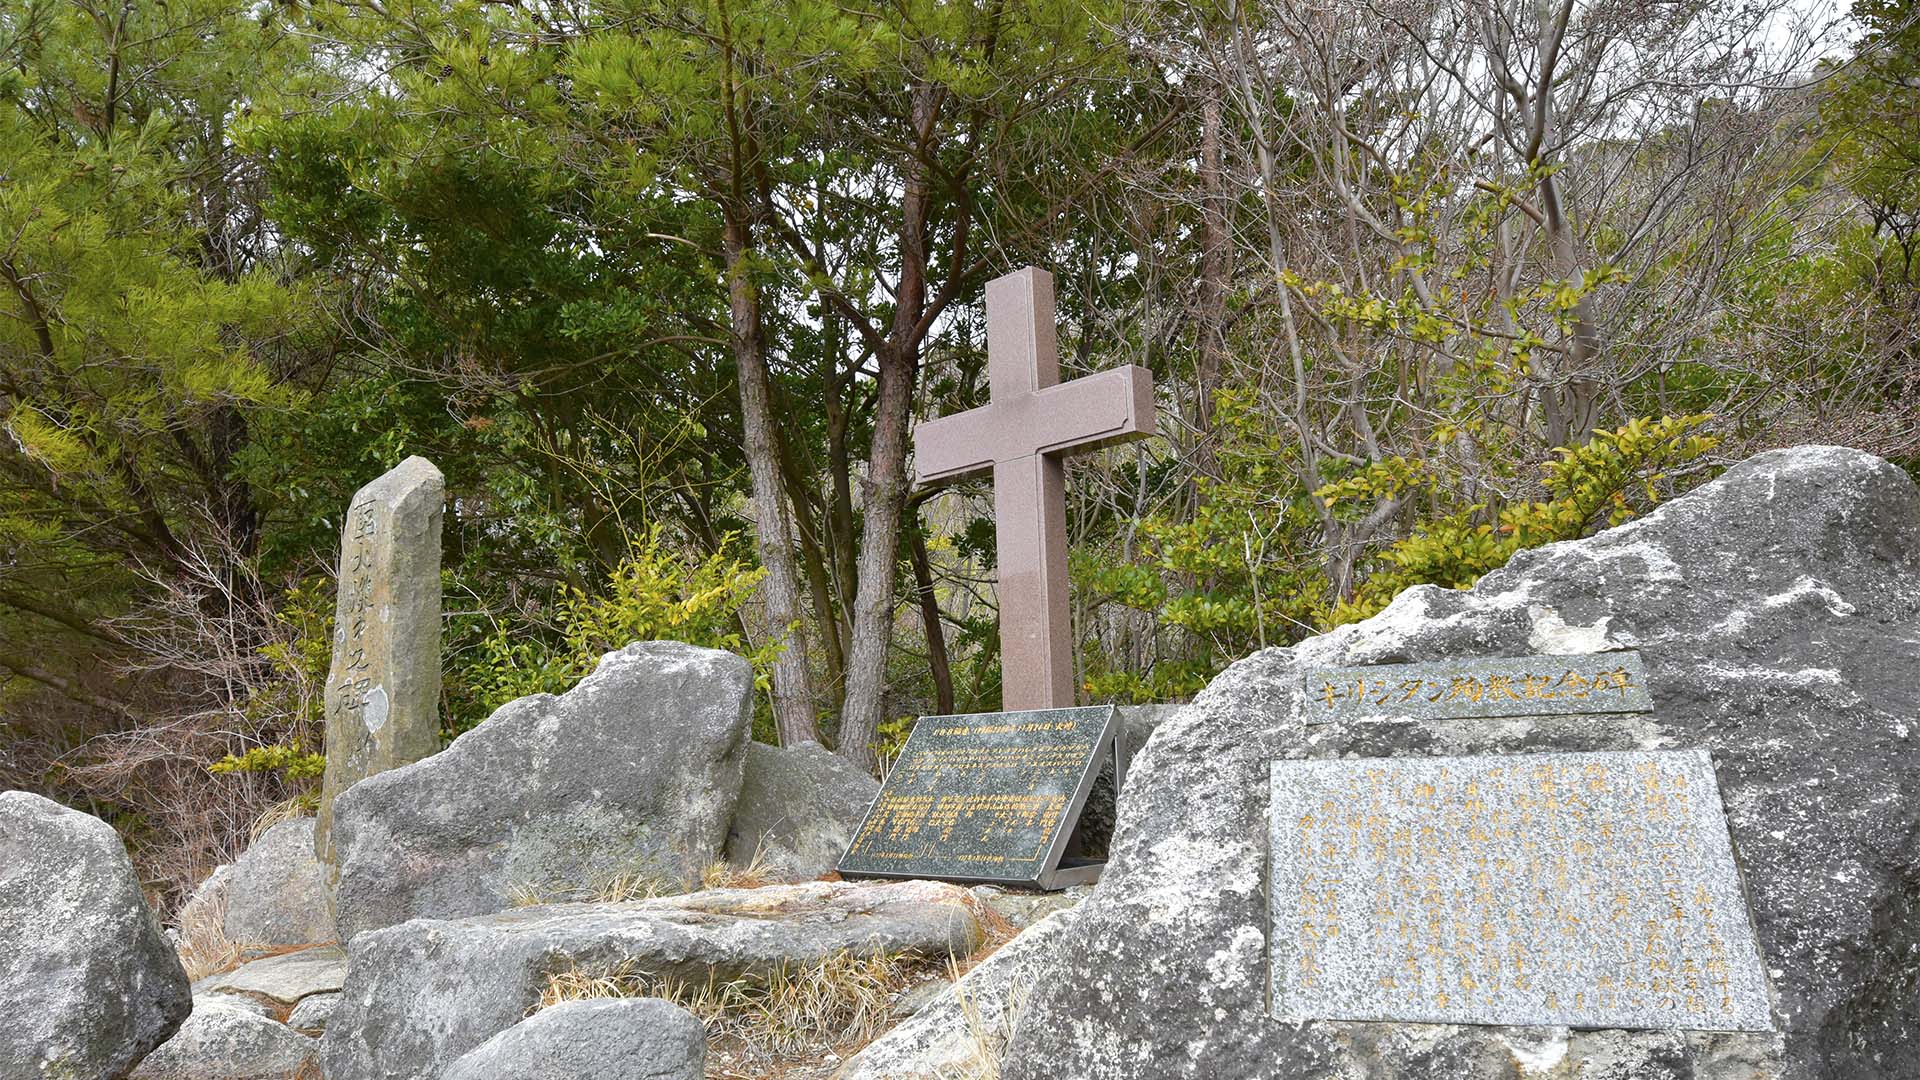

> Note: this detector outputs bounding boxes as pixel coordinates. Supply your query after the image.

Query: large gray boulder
[441,998,705,1080]
[0,790,192,1079]
[839,906,1082,1080]
[224,818,332,947]
[129,999,317,1080]
[725,739,879,879]
[321,879,983,1080]
[1003,446,1920,1079]
[331,641,754,940]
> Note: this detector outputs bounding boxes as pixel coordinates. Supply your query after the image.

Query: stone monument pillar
[315,456,445,875]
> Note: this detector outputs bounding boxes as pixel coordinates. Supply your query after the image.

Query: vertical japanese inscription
[315,456,445,873]
[1268,750,1772,1031]
[837,705,1115,886]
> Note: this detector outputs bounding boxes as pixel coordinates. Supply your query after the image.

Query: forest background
[2,0,1916,904]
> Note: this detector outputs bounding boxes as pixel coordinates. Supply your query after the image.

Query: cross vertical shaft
[911,266,1157,712]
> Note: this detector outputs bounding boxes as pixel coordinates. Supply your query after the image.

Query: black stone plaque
[1301,651,1654,724]
[837,705,1122,890]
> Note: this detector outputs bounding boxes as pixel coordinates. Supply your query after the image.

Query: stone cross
[315,456,446,874]
[914,268,1155,710]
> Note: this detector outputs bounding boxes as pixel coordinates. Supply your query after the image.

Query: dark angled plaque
[837,705,1123,890]
[1301,651,1653,724]
[1269,749,1773,1031]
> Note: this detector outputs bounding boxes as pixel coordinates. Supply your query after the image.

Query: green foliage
[209,745,327,781]
[454,529,779,729]
[1330,416,1720,624]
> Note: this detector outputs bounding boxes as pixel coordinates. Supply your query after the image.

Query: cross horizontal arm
[913,365,1156,486]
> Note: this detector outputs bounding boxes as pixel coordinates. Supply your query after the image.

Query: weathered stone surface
[1270,750,1772,1030]
[331,640,753,940]
[0,790,192,1079]
[839,706,1116,887]
[726,739,878,880]
[839,906,1081,1080]
[1004,446,1920,1079]
[285,992,339,1034]
[967,884,1087,930]
[322,879,983,1080]
[130,1000,317,1080]
[316,455,445,874]
[441,998,706,1080]
[224,818,332,947]
[195,945,346,1006]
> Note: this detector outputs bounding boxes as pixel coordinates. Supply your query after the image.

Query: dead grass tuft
[699,847,781,892]
[173,872,240,981]
[539,949,923,1077]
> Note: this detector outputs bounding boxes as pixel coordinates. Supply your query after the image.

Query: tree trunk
[1192,87,1232,487]
[837,85,939,772]
[908,514,955,716]
[723,212,819,747]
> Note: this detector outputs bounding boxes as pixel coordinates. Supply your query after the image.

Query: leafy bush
[457,529,780,730]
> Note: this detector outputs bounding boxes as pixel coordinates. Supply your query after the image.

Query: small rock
[726,739,879,880]
[322,879,983,1080]
[441,998,704,1080]
[131,1005,318,1080]
[195,945,346,1006]
[194,993,273,1018]
[332,641,754,940]
[286,992,340,1034]
[967,884,1088,929]
[224,818,333,947]
[889,976,952,1019]
[838,907,1081,1080]
[0,790,192,1079]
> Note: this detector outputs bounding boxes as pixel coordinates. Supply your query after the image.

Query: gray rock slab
[727,739,879,880]
[0,790,192,1079]
[130,1004,317,1080]
[331,640,753,940]
[1300,651,1653,723]
[224,818,333,947]
[1269,750,1771,1031]
[321,879,984,1080]
[441,997,705,1080]
[317,455,446,874]
[285,992,339,1034]
[192,993,273,1018]
[838,906,1081,1080]
[1002,446,1920,1080]
[195,945,346,1005]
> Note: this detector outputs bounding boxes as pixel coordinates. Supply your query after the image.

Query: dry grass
[930,957,1031,1080]
[248,798,314,843]
[539,949,923,1078]
[173,871,240,981]
[699,848,780,892]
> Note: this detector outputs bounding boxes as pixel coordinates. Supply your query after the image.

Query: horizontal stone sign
[1268,749,1772,1031]
[837,706,1121,890]
[1301,652,1653,724]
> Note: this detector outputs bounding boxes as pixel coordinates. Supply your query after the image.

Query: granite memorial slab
[837,705,1123,890]
[1301,651,1653,724]
[1268,749,1772,1031]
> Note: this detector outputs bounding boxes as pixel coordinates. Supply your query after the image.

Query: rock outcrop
[441,998,706,1080]
[331,641,754,940]
[321,879,984,1080]
[224,818,332,947]
[840,906,1082,1080]
[0,791,192,1079]
[129,998,317,1080]
[194,945,347,1007]
[1003,446,1920,1079]
[726,739,879,879]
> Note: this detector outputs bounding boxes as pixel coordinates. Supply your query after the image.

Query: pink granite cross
[915,267,1156,710]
